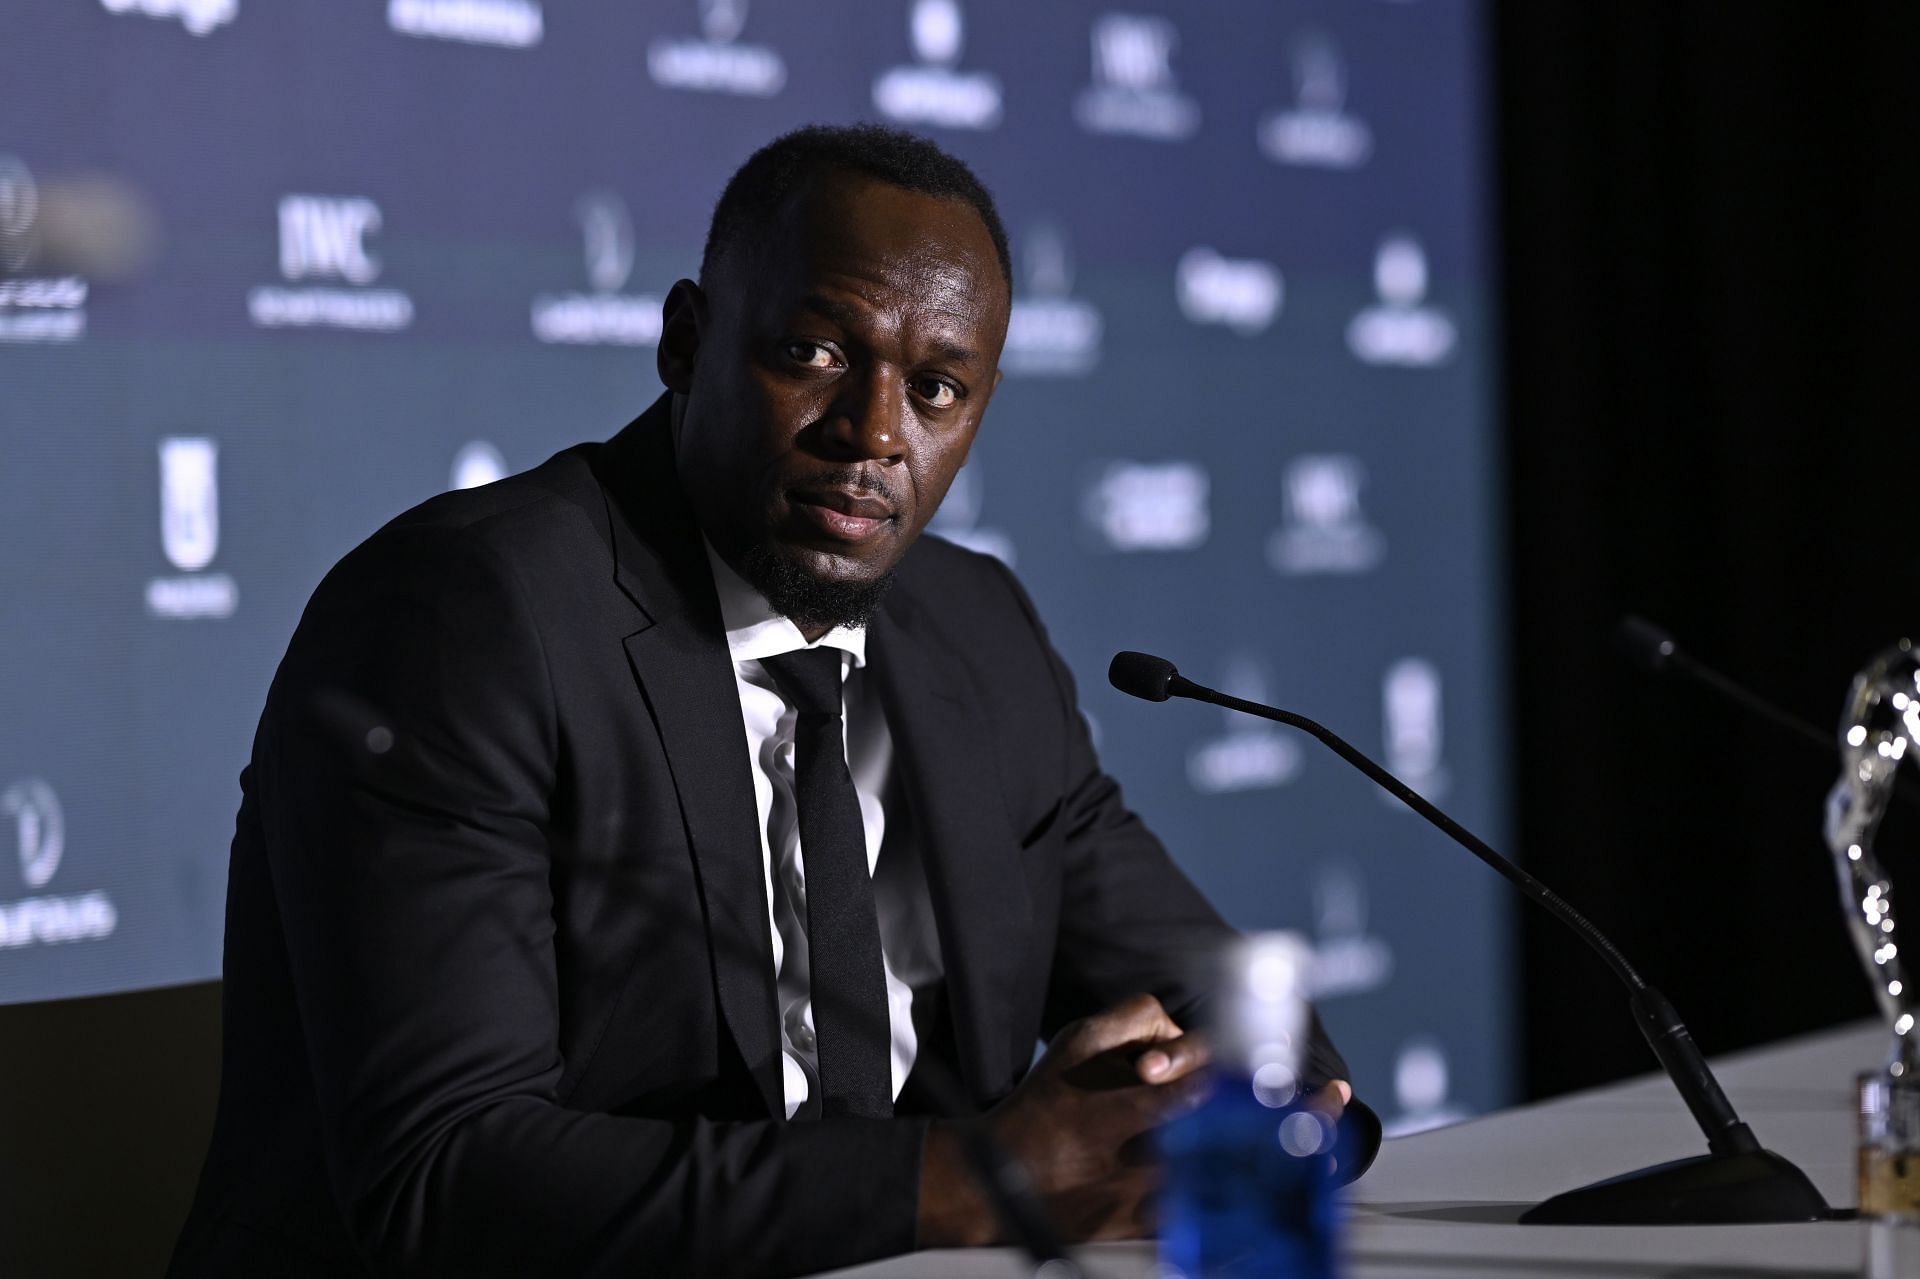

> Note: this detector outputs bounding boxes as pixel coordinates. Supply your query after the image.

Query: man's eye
[787,342,837,369]
[917,379,958,409]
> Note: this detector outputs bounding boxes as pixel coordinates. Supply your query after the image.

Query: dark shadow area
[1365,1199,1534,1224]
[0,981,221,1277]
[1497,3,1920,1100]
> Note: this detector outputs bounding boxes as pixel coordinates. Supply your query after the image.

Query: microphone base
[1519,1148,1832,1225]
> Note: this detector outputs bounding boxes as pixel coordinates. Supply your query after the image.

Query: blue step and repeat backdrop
[2,1,1508,1131]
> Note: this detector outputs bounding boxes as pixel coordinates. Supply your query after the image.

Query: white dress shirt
[704,543,945,1120]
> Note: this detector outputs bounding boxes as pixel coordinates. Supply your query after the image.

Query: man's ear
[657,278,706,394]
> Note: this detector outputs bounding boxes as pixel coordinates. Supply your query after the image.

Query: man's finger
[1066,992,1181,1057]
[1305,1079,1352,1120]
[1134,1031,1210,1083]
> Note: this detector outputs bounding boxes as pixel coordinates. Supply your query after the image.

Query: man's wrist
[914,1120,1001,1249]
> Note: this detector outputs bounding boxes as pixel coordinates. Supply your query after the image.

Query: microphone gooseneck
[1108,649,1831,1225]
[1617,615,1920,816]
[1614,616,1833,754]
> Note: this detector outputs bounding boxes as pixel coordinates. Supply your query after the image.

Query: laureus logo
[0,154,39,272]
[2,779,63,890]
[578,192,634,294]
[1258,32,1373,170]
[1003,222,1102,376]
[0,777,117,950]
[531,192,662,347]
[648,0,786,96]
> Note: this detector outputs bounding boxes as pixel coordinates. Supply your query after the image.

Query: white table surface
[810,1020,1898,1278]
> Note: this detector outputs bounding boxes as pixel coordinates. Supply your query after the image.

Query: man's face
[661,171,1009,628]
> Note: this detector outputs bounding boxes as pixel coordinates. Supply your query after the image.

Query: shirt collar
[702,538,869,670]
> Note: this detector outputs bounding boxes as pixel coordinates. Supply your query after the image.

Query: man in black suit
[171,125,1374,1277]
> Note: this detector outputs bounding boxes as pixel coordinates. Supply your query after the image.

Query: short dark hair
[700,124,1013,290]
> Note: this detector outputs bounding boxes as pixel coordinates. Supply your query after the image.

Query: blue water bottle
[1157,932,1342,1279]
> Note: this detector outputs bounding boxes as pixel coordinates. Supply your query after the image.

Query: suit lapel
[869,589,1033,1104]
[595,401,784,1120]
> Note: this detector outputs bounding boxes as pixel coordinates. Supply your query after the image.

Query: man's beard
[738,542,893,634]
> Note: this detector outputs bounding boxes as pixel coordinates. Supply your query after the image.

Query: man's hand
[916,993,1210,1248]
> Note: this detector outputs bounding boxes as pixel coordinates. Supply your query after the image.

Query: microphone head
[1616,615,1680,672]
[1109,651,1179,702]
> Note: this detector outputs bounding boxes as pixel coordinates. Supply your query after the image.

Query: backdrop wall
[1,0,1510,1131]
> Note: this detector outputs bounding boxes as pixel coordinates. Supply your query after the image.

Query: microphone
[1616,615,1920,811]
[1108,650,1831,1225]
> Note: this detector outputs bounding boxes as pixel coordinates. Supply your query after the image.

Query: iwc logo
[1073,13,1199,141]
[0,779,118,950]
[530,192,662,347]
[648,0,786,97]
[0,155,88,344]
[146,436,239,620]
[1266,454,1385,576]
[249,195,415,333]
[388,0,543,48]
[872,0,1002,131]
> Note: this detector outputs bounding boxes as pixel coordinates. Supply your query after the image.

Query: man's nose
[820,368,906,462]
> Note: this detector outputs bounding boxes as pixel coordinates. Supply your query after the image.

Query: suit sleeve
[254,524,924,1277]
[986,561,1382,1181]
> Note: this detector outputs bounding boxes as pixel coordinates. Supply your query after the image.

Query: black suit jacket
[171,395,1371,1278]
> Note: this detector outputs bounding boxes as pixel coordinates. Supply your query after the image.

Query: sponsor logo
[1385,1036,1471,1137]
[0,779,117,950]
[1187,655,1303,794]
[872,0,1002,130]
[1258,33,1373,170]
[1082,459,1209,552]
[0,156,87,344]
[648,0,785,96]
[1267,454,1385,575]
[147,436,237,620]
[99,0,237,37]
[1003,223,1102,376]
[1383,657,1448,801]
[1175,247,1283,335]
[1307,861,1393,998]
[249,195,414,333]
[388,0,542,47]
[1347,233,1456,367]
[926,460,1015,565]
[450,440,507,490]
[1073,13,1199,141]
[530,192,662,346]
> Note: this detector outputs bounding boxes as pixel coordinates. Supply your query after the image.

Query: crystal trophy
[1825,641,1920,1223]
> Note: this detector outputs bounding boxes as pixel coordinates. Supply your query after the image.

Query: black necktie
[759,648,893,1120]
